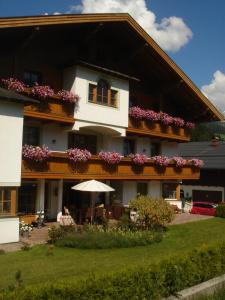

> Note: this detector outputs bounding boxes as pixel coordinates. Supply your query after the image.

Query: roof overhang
[0,13,223,121]
[0,87,39,105]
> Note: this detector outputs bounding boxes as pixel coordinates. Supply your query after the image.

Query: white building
[0,14,223,232]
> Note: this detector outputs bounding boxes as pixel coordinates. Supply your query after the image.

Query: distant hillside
[191,121,225,141]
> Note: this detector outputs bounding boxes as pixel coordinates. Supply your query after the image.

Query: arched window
[88,78,118,108]
[97,79,109,105]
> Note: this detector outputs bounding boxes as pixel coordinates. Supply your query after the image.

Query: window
[162,183,177,199]
[123,139,136,156]
[23,71,42,87]
[88,79,118,108]
[18,183,37,214]
[150,142,161,157]
[23,126,40,146]
[0,188,11,215]
[68,133,97,155]
[137,182,148,196]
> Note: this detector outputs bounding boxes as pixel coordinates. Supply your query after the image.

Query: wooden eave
[0,13,223,121]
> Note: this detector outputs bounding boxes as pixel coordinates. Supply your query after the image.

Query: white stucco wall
[63,66,129,136]
[0,101,24,186]
[102,136,123,154]
[137,138,151,156]
[148,181,162,198]
[182,185,225,202]
[41,124,69,151]
[0,217,19,244]
[122,181,137,205]
[161,142,178,157]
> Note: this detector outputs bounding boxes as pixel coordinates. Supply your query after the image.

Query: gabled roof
[0,87,39,105]
[179,141,225,169]
[0,13,223,121]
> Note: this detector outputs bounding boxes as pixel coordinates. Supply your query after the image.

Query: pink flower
[152,156,170,167]
[67,148,91,162]
[173,117,185,127]
[185,122,195,129]
[145,110,160,121]
[1,78,26,93]
[99,151,122,165]
[31,83,54,100]
[189,159,204,168]
[129,153,148,165]
[22,145,51,162]
[159,112,174,125]
[57,90,80,104]
[129,106,146,120]
[172,156,187,168]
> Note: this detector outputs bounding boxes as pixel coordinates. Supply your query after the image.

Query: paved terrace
[0,214,213,253]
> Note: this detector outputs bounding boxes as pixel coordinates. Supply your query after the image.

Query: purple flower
[99,151,122,165]
[152,156,170,167]
[31,83,54,100]
[57,90,80,104]
[159,112,174,125]
[173,117,185,127]
[185,122,195,129]
[1,78,26,93]
[129,106,146,120]
[22,145,51,162]
[145,110,160,121]
[172,156,187,168]
[129,153,148,165]
[67,148,92,162]
[189,159,204,168]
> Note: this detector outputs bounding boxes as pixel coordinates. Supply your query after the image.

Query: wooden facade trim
[127,117,191,142]
[24,100,75,124]
[24,109,75,124]
[0,13,223,121]
[22,152,200,181]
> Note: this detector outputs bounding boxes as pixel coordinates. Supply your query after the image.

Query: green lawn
[1,218,225,290]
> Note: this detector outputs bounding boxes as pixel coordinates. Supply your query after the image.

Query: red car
[190,202,217,216]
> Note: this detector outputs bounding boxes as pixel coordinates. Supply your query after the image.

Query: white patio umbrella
[71,180,115,224]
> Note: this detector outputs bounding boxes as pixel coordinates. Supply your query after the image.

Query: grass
[0,218,225,290]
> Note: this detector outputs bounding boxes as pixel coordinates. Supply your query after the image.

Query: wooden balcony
[22,152,200,180]
[24,98,75,124]
[127,117,191,142]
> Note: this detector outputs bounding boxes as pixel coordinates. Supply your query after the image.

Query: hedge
[216,204,225,218]
[1,242,225,299]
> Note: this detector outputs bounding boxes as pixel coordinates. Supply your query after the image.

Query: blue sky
[1,0,225,111]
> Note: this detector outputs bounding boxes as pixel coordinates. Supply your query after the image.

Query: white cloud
[202,70,225,114]
[68,0,192,53]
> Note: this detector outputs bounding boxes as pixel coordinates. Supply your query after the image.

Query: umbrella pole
[90,193,96,225]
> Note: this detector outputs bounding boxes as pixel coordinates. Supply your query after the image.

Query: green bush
[216,204,225,218]
[55,230,162,249]
[2,242,225,300]
[48,225,77,243]
[129,196,175,229]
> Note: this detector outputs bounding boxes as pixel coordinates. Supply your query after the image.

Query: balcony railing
[22,152,200,180]
[24,98,75,124]
[127,117,191,141]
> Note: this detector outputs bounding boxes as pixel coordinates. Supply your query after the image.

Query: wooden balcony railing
[24,98,75,124]
[127,117,191,142]
[22,152,200,180]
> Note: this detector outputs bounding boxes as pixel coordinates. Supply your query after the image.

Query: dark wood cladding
[127,117,191,142]
[24,99,75,124]
[22,152,200,180]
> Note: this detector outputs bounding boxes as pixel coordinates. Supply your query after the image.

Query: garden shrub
[55,230,162,249]
[48,225,77,243]
[216,204,225,218]
[129,196,175,229]
[2,242,225,300]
